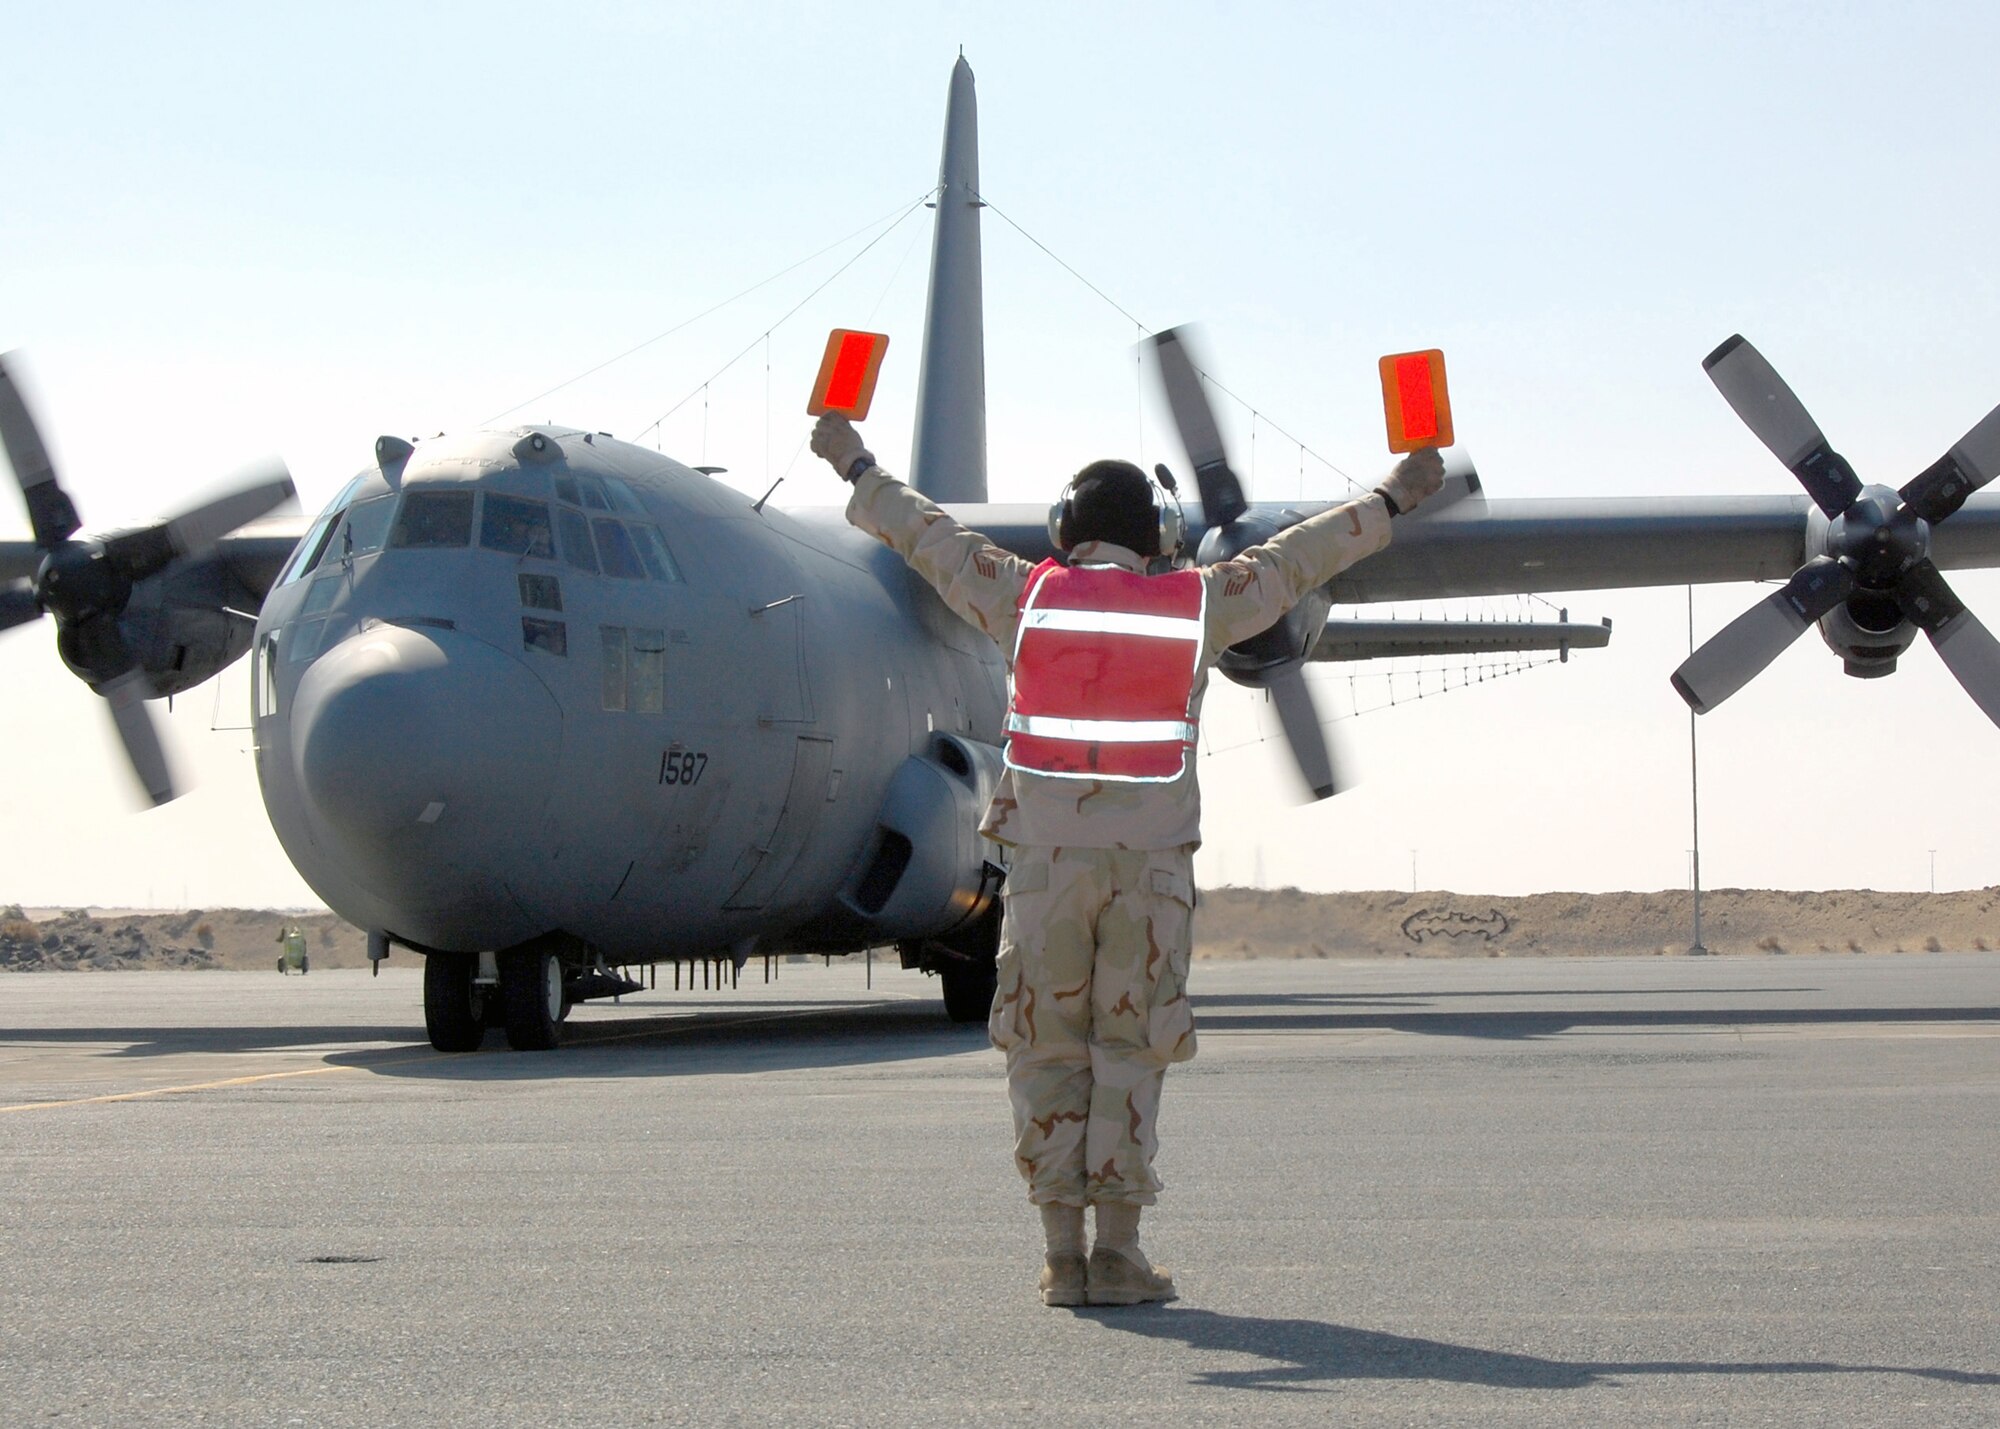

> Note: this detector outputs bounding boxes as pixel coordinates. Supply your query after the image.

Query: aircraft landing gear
[938,958,997,1024]
[424,951,487,1052]
[498,945,565,1051]
[917,902,1001,1025]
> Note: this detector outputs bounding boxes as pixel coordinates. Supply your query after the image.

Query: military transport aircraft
[4,58,1999,1054]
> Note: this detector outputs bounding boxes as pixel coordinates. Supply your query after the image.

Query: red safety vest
[1005,559,1208,782]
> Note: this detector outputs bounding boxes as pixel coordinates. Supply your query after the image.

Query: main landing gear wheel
[499,947,565,1051]
[424,951,487,1053]
[938,957,997,1025]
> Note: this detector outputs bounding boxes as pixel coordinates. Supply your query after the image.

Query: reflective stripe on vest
[1005,560,1207,783]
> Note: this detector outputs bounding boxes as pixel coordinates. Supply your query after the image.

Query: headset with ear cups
[1047,463,1187,558]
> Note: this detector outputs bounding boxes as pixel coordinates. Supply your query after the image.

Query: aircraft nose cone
[291,623,562,902]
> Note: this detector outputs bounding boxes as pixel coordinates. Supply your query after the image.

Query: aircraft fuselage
[250,426,1007,966]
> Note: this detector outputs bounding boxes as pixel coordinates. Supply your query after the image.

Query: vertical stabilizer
[909,56,987,503]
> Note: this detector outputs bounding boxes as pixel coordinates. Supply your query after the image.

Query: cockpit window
[336,495,398,561]
[575,475,612,511]
[627,524,683,582]
[299,576,341,617]
[554,475,580,505]
[557,507,598,573]
[480,495,555,559]
[592,517,646,579]
[280,474,386,585]
[280,511,339,585]
[389,490,475,548]
[602,475,648,516]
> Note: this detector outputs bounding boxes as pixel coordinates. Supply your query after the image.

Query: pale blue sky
[5,2,1999,905]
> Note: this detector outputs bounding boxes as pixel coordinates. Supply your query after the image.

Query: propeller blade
[1151,328,1248,527]
[1703,334,1862,518]
[0,542,39,582]
[1928,609,2000,729]
[0,353,82,547]
[102,465,297,584]
[1893,560,2000,728]
[1672,556,1854,713]
[99,667,178,807]
[1929,611,2000,730]
[165,465,297,555]
[1899,401,2000,523]
[1268,663,1344,801]
[0,579,41,633]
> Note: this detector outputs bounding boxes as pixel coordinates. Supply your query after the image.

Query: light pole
[1929,849,1937,894]
[1688,587,1708,954]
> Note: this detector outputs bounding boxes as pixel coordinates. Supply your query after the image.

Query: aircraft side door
[723,734,834,911]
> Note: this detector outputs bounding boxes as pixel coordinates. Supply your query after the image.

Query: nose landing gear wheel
[498,947,565,1051]
[938,957,998,1025]
[424,951,487,1052]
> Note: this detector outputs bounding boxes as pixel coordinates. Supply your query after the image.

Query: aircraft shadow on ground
[0,1000,989,1080]
[1081,1307,2000,1393]
[331,1000,989,1081]
[1188,993,2000,1042]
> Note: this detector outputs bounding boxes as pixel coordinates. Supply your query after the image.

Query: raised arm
[1205,449,1445,650]
[813,413,1035,648]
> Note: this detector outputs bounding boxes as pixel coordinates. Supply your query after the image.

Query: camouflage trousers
[987,844,1198,1207]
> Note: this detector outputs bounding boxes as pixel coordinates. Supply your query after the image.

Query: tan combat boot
[1087,1202,1177,1306]
[1039,1204,1087,1307]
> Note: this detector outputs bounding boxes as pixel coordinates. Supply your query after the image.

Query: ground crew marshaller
[813,413,1443,1306]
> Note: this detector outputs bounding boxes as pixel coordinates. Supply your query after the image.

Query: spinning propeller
[1673,336,2000,725]
[0,353,296,805]
[1151,327,1346,800]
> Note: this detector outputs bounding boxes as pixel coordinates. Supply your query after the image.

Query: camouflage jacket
[845,468,1394,849]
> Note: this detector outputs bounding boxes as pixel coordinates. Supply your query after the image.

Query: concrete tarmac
[2,954,1997,1426]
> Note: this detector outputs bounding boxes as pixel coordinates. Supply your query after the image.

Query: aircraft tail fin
[909,56,988,504]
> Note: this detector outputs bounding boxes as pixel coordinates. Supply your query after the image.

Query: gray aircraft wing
[30,478,2000,623]
[1326,493,1809,603]
[40,485,2000,649]
[951,490,2000,602]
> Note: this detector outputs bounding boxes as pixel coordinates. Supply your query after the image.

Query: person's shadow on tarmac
[1078,1307,2000,1393]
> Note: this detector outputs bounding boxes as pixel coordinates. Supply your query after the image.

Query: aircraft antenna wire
[760,215,935,491]
[483,187,939,427]
[1199,651,1564,761]
[632,190,937,444]
[979,196,1367,496]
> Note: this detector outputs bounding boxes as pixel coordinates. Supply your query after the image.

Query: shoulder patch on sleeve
[1214,562,1255,598]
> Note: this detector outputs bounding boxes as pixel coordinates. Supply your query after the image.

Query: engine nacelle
[47,552,260,697]
[1794,501,1920,679]
[1196,508,1332,690]
[838,733,1006,941]
[1818,592,1918,679]
[120,557,261,698]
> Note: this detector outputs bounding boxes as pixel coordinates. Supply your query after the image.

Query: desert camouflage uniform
[846,466,1394,1205]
